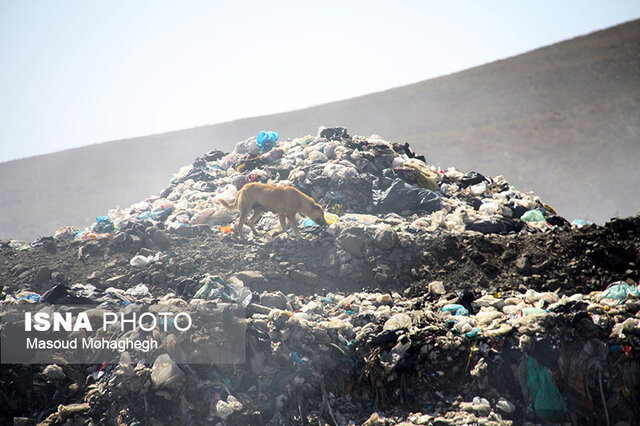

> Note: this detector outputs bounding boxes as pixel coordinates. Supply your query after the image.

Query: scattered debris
[1,128,639,425]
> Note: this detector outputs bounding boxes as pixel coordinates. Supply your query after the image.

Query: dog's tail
[217,194,239,210]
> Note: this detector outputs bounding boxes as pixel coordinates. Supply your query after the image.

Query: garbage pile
[1,127,639,425]
[66,126,568,242]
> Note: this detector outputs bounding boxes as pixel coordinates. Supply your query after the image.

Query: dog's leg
[236,210,248,240]
[271,214,289,237]
[248,208,265,236]
[288,214,303,239]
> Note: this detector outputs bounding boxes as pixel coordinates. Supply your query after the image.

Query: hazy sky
[1,1,639,163]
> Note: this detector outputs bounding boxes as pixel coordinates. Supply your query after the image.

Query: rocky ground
[1,129,639,425]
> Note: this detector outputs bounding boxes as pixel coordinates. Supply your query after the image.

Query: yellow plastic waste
[404,161,440,191]
[324,212,339,225]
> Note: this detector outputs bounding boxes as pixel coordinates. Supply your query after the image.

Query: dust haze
[1,20,639,241]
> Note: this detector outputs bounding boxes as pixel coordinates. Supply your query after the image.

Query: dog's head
[308,203,328,227]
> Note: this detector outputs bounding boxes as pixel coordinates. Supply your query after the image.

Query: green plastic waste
[521,210,546,223]
[520,307,547,316]
[194,275,225,299]
[527,356,567,421]
[600,281,640,301]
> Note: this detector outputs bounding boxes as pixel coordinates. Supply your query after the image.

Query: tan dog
[218,182,328,239]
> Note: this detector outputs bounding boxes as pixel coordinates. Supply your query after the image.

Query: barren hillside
[1,19,639,240]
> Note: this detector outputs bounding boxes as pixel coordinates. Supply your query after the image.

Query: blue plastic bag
[465,327,482,337]
[441,304,469,316]
[92,216,113,233]
[290,352,306,365]
[137,207,172,222]
[17,294,41,303]
[256,131,279,152]
[299,217,319,227]
[600,281,640,301]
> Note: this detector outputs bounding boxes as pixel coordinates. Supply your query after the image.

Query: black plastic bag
[459,171,489,188]
[375,179,441,213]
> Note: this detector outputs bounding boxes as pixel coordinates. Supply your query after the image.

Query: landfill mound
[1,127,640,425]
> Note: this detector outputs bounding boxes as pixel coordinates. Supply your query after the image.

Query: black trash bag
[367,329,400,346]
[204,149,226,162]
[506,202,529,219]
[238,155,270,173]
[391,142,426,162]
[40,284,70,304]
[176,168,216,184]
[375,179,441,214]
[40,284,99,305]
[319,126,350,141]
[546,215,571,228]
[456,288,480,312]
[469,197,483,210]
[459,171,489,188]
[469,216,524,234]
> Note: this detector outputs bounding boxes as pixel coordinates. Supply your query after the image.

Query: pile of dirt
[2,216,639,301]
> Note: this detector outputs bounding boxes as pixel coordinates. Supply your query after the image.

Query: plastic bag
[92,216,113,233]
[74,231,110,241]
[256,131,279,152]
[375,179,442,214]
[138,199,174,222]
[459,171,488,188]
[54,226,80,241]
[194,276,225,299]
[299,217,319,227]
[404,160,440,191]
[216,184,238,204]
[479,201,502,216]
[469,216,523,234]
[234,137,260,155]
[571,219,591,228]
[324,212,339,225]
[441,304,469,316]
[125,283,150,297]
[291,135,315,146]
[308,150,328,163]
[521,210,546,223]
[526,356,567,421]
[323,163,358,182]
[192,208,234,225]
[130,253,160,268]
[318,126,350,141]
[600,281,640,301]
